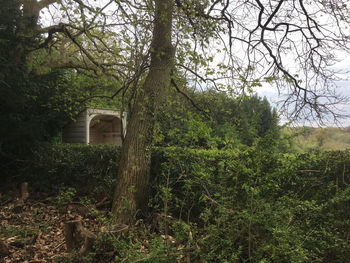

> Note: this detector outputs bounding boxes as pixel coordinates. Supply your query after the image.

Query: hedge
[10,144,350,261]
[150,147,350,262]
[24,143,121,197]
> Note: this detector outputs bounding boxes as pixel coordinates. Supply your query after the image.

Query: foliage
[51,146,350,262]
[6,142,350,262]
[57,187,77,206]
[3,0,349,226]
[23,144,121,197]
[149,147,350,262]
[0,1,86,163]
[204,93,280,147]
[281,126,350,152]
[156,87,279,148]
[0,0,122,164]
[1,71,84,145]
[0,0,349,260]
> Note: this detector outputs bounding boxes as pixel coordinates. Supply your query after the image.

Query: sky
[40,0,350,128]
[255,57,350,128]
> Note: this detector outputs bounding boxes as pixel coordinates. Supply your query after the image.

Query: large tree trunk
[6,0,50,67]
[112,0,174,223]
[12,0,39,66]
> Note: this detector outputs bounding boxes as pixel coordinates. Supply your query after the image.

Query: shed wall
[62,108,126,145]
[62,110,87,143]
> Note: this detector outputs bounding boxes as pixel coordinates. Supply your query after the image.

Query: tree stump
[0,239,9,256]
[21,182,29,201]
[64,220,96,255]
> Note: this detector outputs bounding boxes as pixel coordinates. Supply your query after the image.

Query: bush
[150,147,350,262]
[24,143,121,197]
[9,143,350,262]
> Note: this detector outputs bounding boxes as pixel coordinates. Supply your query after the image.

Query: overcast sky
[40,1,350,127]
[256,57,350,128]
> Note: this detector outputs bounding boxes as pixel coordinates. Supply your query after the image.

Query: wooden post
[21,182,29,201]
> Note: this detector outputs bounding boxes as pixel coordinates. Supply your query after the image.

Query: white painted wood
[63,108,127,145]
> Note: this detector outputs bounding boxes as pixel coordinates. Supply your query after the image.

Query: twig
[54,240,66,250]
[170,78,210,119]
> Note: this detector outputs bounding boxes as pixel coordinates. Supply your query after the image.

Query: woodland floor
[0,185,192,263]
[0,189,107,263]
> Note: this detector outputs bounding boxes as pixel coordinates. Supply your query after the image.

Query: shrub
[150,147,350,262]
[25,143,121,197]
[10,144,350,262]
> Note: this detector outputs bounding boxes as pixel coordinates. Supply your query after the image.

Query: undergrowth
[4,144,350,262]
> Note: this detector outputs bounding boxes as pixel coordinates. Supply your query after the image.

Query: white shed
[62,108,127,145]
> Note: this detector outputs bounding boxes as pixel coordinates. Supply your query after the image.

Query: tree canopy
[8,0,348,122]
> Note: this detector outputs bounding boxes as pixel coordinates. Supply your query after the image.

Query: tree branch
[38,0,57,9]
[171,78,210,119]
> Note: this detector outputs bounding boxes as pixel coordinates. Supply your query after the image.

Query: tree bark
[112,0,175,223]
[0,239,9,256]
[64,220,96,255]
[5,0,49,67]
[21,182,29,201]
[13,0,40,66]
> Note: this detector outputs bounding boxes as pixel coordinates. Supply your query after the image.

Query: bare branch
[171,78,210,119]
[38,0,57,9]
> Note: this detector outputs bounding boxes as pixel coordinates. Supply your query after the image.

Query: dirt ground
[0,190,106,263]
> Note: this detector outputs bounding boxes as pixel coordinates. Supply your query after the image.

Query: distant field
[282,126,350,151]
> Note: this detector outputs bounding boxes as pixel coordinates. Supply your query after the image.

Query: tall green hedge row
[25,144,121,197]
[16,144,350,262]
[151,147,350,262]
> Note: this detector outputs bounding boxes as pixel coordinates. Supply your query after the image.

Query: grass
[282,126,350,152]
